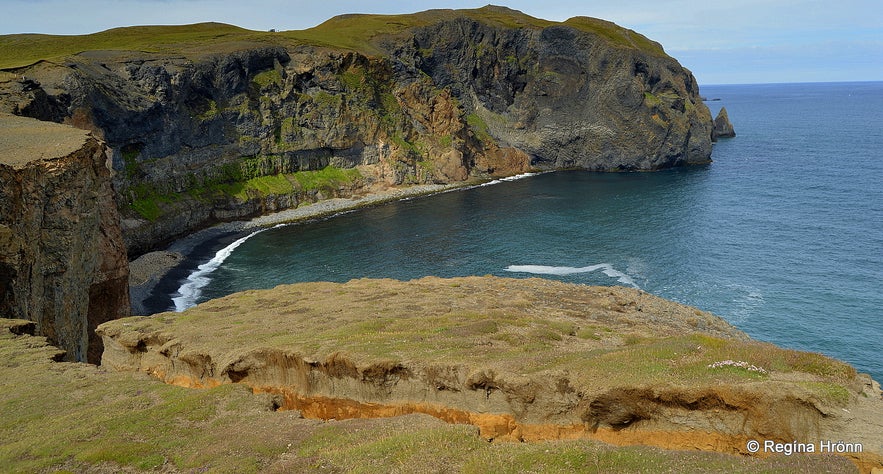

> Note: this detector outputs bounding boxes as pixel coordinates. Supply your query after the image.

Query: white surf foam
[171,229,267,312]
[477,172,543,187]
[504,263,640,288]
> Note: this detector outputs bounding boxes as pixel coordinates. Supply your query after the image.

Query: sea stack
[712,107,736,139]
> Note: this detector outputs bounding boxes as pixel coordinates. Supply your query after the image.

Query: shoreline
[128,181,477,315]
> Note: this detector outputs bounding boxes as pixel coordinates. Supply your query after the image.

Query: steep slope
[0,6,713,256]
[0,114,129,362]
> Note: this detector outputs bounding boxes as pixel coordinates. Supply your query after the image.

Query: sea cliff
[0,114,129,362]
[1,6,713,256]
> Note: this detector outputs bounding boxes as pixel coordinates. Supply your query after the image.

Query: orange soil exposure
[247,385,882,473]
[98,277,883,473]
[155,373,880,473]
[254,385,747,448]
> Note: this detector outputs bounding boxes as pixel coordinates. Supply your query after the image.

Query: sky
[3,0,881,84]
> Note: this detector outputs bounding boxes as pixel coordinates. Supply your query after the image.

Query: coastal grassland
[109,277,861,404]
[563,16,666,56]
[290,418,855,474]
[0,23,277,69]
[279,7,554,54]
[0,320,858,473]
[0,320,299,472]
[0,6,669,70]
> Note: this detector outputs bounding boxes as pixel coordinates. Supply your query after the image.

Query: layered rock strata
[0,114,129,362]
[98,276,882,472]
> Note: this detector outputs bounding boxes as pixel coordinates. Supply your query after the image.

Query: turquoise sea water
[171,82,883,381]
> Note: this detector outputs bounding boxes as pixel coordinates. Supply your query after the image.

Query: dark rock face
[0,9,715,255]
[712,107,735,139]
[401,18,713,170]
[0,115,130,363]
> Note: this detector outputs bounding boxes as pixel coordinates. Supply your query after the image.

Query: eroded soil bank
[98,276,883,472]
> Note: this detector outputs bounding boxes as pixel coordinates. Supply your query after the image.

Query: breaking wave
[504,263,640,288]
[172,229,268,311]
[477,172,543,187]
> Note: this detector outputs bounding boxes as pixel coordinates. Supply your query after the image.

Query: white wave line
[477,172,543,187]
[171,229,267,312]
[504,263,640,288]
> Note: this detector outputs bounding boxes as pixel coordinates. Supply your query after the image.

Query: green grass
[214,173,295,201]
[0,321,293,472]
[1,7,670,69]
[563,16,666,56]
[0,22,272,69]
[0,291,864,474]
[104,278,859,407]
[293,165,362,193]
[251,69,282,89]
[292,417,857,474]
[466,112,493,144]
[126,183,180,221]
[122,161,364,220]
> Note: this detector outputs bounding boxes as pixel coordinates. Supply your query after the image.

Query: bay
[174,81,883,382]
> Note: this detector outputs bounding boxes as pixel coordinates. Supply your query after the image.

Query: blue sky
[4,0,881,84]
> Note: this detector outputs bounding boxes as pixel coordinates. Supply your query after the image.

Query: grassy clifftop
[2,274,872,473]
[95,277,882,472]
[0,22,266,69]
[0,6,666,69]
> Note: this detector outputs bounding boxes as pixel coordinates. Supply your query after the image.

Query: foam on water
[477,172,543,187]
[171,229,268,311]
[505,264,640,288]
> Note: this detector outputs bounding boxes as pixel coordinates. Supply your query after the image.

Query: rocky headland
[4,6,880,474]
[1,5,719,358]
[1,6,713,258]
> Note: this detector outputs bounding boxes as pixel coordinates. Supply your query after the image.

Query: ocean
[168,81,883,382]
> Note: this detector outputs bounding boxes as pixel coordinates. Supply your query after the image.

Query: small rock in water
[712,107,736,139]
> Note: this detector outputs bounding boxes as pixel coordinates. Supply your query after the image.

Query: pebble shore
[128,183,463,314]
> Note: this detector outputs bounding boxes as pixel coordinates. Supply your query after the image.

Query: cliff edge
[1,6,714,255]
[98,277,883,472]
[1,315,864,472]
[0,114,129,362]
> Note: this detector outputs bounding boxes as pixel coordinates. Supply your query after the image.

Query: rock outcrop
[0,114,129,363]
[97,276,883,472]
[1,7,714,255]
[712,106,735,139]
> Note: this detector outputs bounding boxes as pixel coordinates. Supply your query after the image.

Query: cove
[162,82,883,383]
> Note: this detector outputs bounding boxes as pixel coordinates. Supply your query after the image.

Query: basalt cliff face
[1,6,713,255]
[0,114,129,363]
